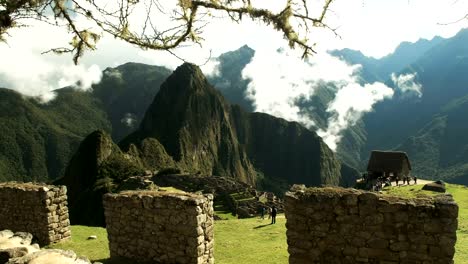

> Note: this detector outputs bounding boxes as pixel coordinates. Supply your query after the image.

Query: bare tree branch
[0,0,337,63]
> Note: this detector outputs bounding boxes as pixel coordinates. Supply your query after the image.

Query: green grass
[381,184,442,198]
[214,215,288,264]
[214,201,237,220]
[383,183,468,264]
[49,216,288,264]
[48,184,468,264]
[47,225,110,262]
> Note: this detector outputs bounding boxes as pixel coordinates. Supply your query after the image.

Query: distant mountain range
[2,28,468,189]
[336,28,468,185]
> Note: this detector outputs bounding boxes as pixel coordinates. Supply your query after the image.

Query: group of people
[395,176,417,186]
[372,175,418,191]
[260,206,278,224]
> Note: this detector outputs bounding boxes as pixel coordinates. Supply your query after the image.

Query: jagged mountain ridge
[122,63,353,188]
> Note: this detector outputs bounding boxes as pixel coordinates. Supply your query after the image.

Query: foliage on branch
[0,0,336,64]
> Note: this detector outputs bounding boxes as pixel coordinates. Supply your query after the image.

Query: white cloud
[0,21,102,102]
[120,113,137,128]
[391,73,423,97]
[317,83,394,150]
[242,46,394,151]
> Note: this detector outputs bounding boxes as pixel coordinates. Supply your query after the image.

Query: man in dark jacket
[271,206,277,224]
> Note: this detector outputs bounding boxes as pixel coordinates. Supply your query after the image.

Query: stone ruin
[0,183,70,245]
[0,230,91,264]
[285,187,458,264]
[103,191,214,264]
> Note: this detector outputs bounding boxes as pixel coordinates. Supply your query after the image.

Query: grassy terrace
[48,184,468,263]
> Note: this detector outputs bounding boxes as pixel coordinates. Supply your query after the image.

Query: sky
[1,0,468,149]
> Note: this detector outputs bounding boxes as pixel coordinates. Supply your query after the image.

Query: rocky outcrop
[6,249,92,264]
[0,230,91,264]
[56,130,146,226]
[0,230,40,263]
[422,180,447,193]
[124,63,257,184]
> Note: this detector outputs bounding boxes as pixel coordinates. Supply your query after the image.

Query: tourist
[271,206,277,224]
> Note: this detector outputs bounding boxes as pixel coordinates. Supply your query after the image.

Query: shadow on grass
[97,256,163,264]
[253,224,272,229]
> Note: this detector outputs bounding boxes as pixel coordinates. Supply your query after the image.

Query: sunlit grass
[46,225,110,262]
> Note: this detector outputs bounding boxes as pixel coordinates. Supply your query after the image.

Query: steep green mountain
[363,29,468,154]
[328,35,448,167]
[0,88,111,182]
[56,130,146,226]
[0,63,171,183]
[396,95,468,184]
[330,36,444,83]
[208,45,256,111]
[205,46,365,169]
[122,63,354,188]
[330,28,468,185]
[92,63,171,141]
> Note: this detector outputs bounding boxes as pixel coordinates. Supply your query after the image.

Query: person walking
[271,206,277,224]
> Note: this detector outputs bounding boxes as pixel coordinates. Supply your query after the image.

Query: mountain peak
[174,62,204,79]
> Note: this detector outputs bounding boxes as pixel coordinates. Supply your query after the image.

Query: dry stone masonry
[285,187,458,264]
[103,191,214,264]
[0,183,70,245]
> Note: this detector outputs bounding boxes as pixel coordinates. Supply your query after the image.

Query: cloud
[120,113,137,128]
[317,83,394,151]
[0,21,102,102]
[104,68,123,80]
[242,46,395,151]
[391,73,423,97]
[242,47,361,128]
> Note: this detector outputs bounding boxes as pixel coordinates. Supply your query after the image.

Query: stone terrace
[103,191,214,264]
[285,187,458,264]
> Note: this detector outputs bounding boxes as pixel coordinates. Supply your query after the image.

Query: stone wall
[285,187,458,264]
[0,183,70,245]
[103,191,214,264]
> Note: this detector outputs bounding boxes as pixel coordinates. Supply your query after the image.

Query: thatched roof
[367,151,411,173]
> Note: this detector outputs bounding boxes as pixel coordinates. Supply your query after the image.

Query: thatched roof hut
[366,151,411,179]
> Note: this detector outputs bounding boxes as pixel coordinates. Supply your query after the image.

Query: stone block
[285,187,457,264]
[104,192,214,264]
